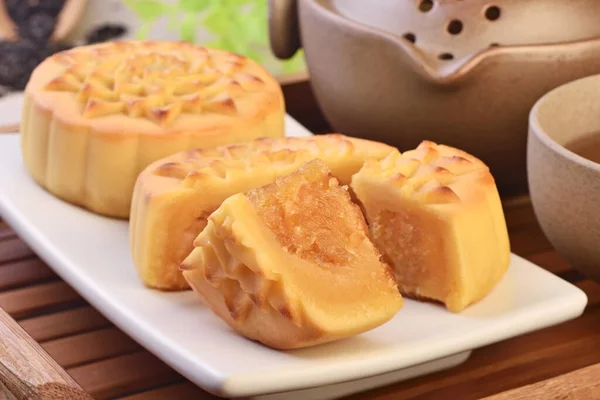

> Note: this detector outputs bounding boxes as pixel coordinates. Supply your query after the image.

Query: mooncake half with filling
[351,141,510,312]
[181,159,403,349]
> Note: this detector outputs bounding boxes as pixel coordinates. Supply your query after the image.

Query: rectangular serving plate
[0,116,588,399]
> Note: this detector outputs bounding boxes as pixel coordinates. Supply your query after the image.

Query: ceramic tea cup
[528,74,600,282]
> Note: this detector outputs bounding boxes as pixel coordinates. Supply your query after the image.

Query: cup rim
[529,73,600,173]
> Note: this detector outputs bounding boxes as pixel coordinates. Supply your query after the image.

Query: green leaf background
[123,0,306,76]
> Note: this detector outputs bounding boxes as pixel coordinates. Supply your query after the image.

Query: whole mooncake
[20,40,285,218]
[181,159,403,349]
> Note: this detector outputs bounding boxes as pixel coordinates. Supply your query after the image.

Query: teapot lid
[324,0,600,67]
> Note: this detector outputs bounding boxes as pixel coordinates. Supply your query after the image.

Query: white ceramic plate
[0,92,24,129]
[0,120,588,399]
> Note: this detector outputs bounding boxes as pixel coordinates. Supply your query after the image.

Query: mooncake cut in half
[351,141,510,312]
[20,40,285,218]
[181,159,403,349]
[130,134,394,291]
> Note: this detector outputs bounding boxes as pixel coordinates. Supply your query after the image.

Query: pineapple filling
[245,160,366,268]
[369,202,450,302]
[242,159,401,325]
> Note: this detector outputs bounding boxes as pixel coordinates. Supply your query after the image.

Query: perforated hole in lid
[418,0,434,13]
[403,32,417,43]
[485,6,501,21]
[447,20,463,35]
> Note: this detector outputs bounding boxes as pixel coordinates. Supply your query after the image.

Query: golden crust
[20,40,285,218]
[351,140,511,312]
[357,140,492,205]
[130,134,395,291]
[181,159,403,349]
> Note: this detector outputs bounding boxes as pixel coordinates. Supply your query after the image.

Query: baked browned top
[148,134,395,188]
[27,40,282,130]
[355,140,491,205]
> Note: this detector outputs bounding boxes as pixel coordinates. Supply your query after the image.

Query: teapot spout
[390,36,498,86]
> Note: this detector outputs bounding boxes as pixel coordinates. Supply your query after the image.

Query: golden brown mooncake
[181,159,403,349]
[351,140,511,312]
[20,40,285,219]
[130,134,395,291]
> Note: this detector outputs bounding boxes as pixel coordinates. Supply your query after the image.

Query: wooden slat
[0,306,93,400]
[68,352,181,400]
[0,281,83,320]
[0,124,18,134]
[508,225,553,256]
[0,238,33,264]
[354,281,600,400]
[358,325,600,400]
[502,198,555,258]
[19,306,111,343]
[577,280,600,305]
[502,201,538,231]
[0,221,15,241]
[42,327,141,369]
[526,250,573,276]
[395,334,600,400]
[482,363,600,400]
[119,381,215,400]
[0,258,57,291]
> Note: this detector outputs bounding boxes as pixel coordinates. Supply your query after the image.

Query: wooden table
[1,81,599,399]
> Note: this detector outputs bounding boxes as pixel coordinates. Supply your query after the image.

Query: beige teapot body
[270,0,600,196]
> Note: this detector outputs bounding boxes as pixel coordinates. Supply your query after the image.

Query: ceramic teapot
[269,0,600,196]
